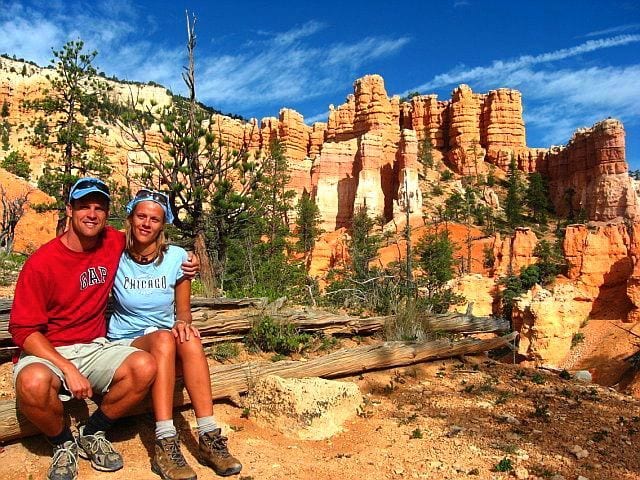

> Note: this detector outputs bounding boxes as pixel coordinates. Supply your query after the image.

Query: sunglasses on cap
[126,188,174,224]
[69,177,111,202]
[134,189,169,207]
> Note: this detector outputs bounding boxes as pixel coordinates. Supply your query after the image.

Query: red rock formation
[492,228,538,276]
[541,119,637,221]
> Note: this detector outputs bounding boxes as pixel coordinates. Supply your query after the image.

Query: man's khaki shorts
[13,337,140,401]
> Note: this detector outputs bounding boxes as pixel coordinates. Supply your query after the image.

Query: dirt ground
[1,281,640,480]
[0,342,639,480]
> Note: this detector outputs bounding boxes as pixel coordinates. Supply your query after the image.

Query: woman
[107,189,242,480]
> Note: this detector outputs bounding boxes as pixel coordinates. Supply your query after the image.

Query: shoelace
[52,443,78,471]
[203,433,231,458]
[84,433,116,455]
[163,439,187,467]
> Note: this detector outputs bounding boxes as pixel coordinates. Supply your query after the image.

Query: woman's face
[131,200,165,245]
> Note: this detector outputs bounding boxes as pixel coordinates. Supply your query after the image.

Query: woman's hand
[172,320,200,343]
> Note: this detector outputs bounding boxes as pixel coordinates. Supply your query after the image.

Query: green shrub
[495,457,513,472]
[440,169,454,181]
[210,342,240,362]
[245,316,312,355]
[571,332,585,349]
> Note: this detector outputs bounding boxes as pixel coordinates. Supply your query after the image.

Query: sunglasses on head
[73,179,110,195]
[135,189,169,207]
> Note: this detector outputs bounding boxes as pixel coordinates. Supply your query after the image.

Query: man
[9,178,198,480]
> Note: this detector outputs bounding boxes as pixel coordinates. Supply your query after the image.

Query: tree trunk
[194,231,216,297]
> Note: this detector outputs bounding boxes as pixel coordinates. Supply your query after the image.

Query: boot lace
[202,432,231,458]
[163,437,187,467]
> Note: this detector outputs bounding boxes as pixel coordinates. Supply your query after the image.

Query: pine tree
[116,14,261,295]
[24,39,112,233]
[349,205,381,280]
[415,228,460,313]
[526,172,550,224]
[1,151,31,180]
[295,189,321,253]
[504,155,523,228]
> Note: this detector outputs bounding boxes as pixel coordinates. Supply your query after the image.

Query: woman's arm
[173,278,197,343]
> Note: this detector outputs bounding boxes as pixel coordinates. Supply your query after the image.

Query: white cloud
[408,34,640,93]
[401,35,640,146]
[197,30,410,111]
[584,23,640,38]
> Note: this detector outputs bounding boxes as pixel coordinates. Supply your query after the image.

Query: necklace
[130,245,157,264]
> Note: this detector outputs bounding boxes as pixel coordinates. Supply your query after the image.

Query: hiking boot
[198,429,242,476]
[47,440,78,480]
[151,435,197,480]
[77,426,124,472]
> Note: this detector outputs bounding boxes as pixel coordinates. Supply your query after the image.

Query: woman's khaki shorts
[13,337,140,401]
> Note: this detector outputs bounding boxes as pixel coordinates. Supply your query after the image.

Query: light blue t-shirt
[107,245,187,340]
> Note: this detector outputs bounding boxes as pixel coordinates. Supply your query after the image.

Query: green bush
[209,342,240,362]
[440,169,454,181]
[0,252,26,286]
[245,316,312,355]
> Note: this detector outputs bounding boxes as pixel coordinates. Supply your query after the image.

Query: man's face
[66,193,109,240]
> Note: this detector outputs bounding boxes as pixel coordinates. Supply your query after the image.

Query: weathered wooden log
[1,296,509,348]
[0,332,516,443]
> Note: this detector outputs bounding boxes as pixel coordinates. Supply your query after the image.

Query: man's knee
[15,364,59,403]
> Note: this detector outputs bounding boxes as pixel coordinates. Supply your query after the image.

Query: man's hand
[61,364,93,399]
[182,252,200,279]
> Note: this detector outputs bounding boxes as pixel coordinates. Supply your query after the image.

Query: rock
[513,283,593,365]
[573,370,593,383]
[542,119,636,222]
[492,228,538,276]
[569,445,589,459]
[245,375,363,440]
[0,168,57,253]
[514,466,529,479]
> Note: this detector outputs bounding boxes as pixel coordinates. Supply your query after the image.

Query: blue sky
[2,1,640,168]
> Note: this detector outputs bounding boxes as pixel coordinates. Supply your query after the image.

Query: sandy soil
[0,347,639,480]
[1,283,640,480]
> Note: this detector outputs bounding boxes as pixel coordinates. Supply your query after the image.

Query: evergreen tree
[349,205,381,279]
[415,228,460,313]
[1,151,31,180]
[24,39,112,233]
[295,189,321,253]
[526,172,550,224]
[223,140,305,300]
[504,155,523,228]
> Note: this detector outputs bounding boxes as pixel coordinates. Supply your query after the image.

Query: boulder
[245,375,363,440]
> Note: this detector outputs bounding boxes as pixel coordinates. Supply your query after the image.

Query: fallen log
[1,297,509,349]
[0,331,516,443]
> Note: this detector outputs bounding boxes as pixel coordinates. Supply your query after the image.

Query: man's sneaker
[77,426,124,472]
[198,429,242,477]
[47,440,78,480]
[151,435,197,480]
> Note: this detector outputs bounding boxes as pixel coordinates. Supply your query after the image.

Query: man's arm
[22,332,93,399]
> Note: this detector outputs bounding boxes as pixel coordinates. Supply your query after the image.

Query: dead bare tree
[0,186,30,253]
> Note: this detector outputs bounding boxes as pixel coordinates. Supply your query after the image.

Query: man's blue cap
[69,177,111,203]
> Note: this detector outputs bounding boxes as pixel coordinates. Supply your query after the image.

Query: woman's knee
[149,330,176,357]
[124,350,157,384]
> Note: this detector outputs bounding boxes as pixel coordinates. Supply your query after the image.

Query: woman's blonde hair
[124,203,169,265]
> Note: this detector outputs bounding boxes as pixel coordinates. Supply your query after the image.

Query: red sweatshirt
[9,226,125,350]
